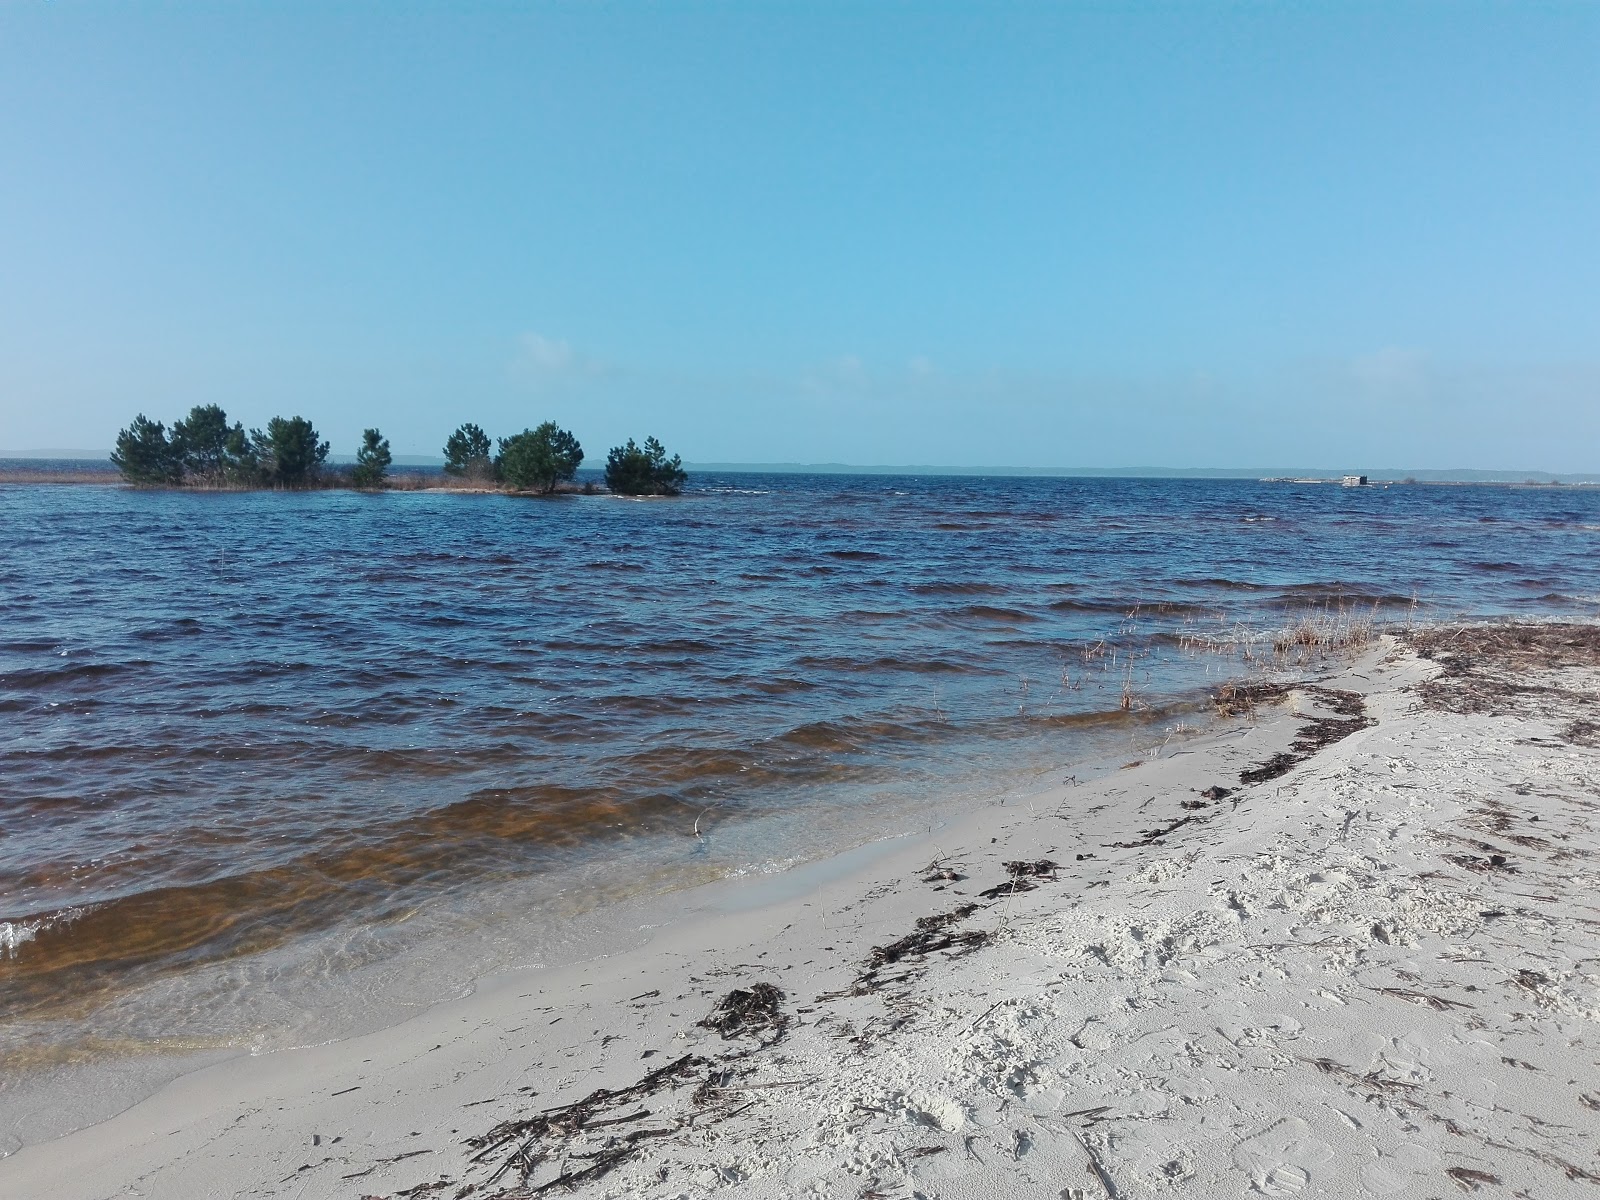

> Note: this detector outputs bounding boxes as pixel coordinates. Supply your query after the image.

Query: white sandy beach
[2,626,1596,1199]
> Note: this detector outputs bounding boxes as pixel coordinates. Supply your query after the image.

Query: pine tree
[604,436,686,496]
[443,423,495,481]
[352,428,392,489]
[110,415,183,485]
[496,422,584,493]
[250,416,329,487]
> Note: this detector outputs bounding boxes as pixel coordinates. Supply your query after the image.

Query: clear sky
[2,4,1596,469]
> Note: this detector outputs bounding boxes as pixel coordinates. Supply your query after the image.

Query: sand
[2,626,1597,1198]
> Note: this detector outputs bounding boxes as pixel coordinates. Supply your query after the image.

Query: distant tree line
[111,407,685,496]
[112,406,340,489]
[441,421,686,496]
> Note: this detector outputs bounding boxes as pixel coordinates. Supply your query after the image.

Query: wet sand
[2,626,1597,1198]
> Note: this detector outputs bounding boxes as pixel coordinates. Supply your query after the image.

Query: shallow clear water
[1,473,1597,1060]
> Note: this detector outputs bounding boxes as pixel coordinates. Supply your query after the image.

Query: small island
[109,406,688,496]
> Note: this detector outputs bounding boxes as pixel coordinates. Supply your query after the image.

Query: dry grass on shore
[0,465,121,484]
[1175,601,1390,671]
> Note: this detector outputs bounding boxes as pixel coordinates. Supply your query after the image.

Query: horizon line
[5,450,1598,483]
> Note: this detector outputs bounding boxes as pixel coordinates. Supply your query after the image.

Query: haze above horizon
[2,6,1596,471]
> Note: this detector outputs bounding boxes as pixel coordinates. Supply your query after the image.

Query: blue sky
[2,4,1596,469]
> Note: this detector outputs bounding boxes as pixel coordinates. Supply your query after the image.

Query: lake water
[2,473,1597,1097]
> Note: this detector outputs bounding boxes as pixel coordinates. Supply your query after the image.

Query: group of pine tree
[112,407,687,496]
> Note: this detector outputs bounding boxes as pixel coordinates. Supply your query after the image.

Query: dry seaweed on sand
[1374,986,1475,1012]
[920,856,966,883]
[1445,1166,1502,1192]
[1239,687,1372,784]
[1561,718,1600,746]
[1109,815,1202,848]
[978,859,1059,899]
[458,985,799,1195]
[1239,751,1299,785]
[464,1052,709,1192]
[1289,688,1372,750]
[1211,679,1288,717]
[697,982,790,1047]
[1183,784,1232,811]
[1404,622,1600,716]
[839,903,990,994]
[1445,852,1515,873]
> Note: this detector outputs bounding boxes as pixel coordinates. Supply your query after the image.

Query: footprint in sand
[1231,1116,1333,1195]
[1359,1142,1444,1194]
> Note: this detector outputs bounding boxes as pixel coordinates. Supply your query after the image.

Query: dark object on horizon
[111,415,184,485]
[250,416,329,488]
[352,428,392,489]
[605,436,687,496]
[442,422,496,482]
[497,422,583,494]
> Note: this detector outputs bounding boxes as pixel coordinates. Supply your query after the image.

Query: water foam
[0,920,39,959]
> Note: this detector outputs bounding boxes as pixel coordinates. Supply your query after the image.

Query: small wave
[773,716,929,754]
[130,618,205,641]
[1266,592,1416,609]
[610,744,780,789]
[622,638,720,656]
[909,582,1009,596]
[944,605,1042,624]
[0,907,86,961]
[1,920,39,958]
[741,676,819,695]
[822,549,886,561]
[1174,577,1262,591]
[0,661,134,690]
[1274,580,1385,595]
[1045,598,1211,615]
[793,654,983,676]
[839,609,901,623]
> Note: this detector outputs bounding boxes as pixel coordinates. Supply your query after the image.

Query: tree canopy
[443,423,495,481]
[171,404,255,485]
[111,415,182,485]
[352,428,392,489]
[497,422,584,494]
[604,436,687,496]
[250,416,329,487]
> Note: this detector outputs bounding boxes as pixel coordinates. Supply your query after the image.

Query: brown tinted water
[3,473,1598,1079]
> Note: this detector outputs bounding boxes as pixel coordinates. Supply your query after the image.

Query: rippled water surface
[2,474,1597,1062]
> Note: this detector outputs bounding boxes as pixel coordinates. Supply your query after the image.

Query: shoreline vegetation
[2,622,1596,1197]
[101,406,688,496]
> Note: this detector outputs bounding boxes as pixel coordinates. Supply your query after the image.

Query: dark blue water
[1,474,1596,1052]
